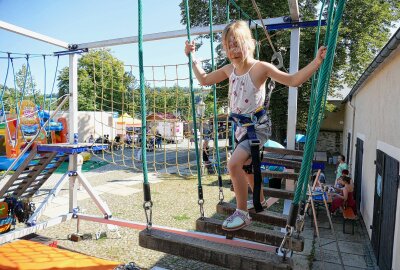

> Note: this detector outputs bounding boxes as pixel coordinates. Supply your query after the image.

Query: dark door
[378,154,399,270]
[371,150,384,260]
[371,150,399,270]
[354,138,363,211]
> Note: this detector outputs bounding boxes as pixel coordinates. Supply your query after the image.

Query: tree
[179,0,400,141]
[57,49,136,113]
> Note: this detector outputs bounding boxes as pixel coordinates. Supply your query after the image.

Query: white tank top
[228,62,271,140]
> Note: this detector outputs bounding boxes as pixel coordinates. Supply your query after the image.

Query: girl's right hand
[185,40,195,56]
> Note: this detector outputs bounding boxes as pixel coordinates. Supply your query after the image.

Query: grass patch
[172,213,190,221]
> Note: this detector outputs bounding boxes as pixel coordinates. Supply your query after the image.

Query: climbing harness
[229,106,267,213]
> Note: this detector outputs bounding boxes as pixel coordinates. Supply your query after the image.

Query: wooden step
[217,202,287,227]
[264,147,303,157]
[261,170,299,180]
[264,188,295,200]
[262,157,302,169]
[196,217,304,252]
[139,229,293,270]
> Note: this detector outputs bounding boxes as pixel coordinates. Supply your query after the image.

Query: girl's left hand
[315,46,327,66]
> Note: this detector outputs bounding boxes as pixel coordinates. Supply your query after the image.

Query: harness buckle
[249,139,260,146]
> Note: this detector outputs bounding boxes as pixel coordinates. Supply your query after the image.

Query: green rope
[184,0,203,194]
[226,0,230,23]
[293,0,346,205]
[208,0,222,181]
[301,0,328,201]
[138,0,148,185]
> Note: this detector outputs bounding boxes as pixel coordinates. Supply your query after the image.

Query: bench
[342,207,357,234]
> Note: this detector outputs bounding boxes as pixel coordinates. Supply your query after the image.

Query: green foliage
[179,0,400,141]
[0,64,40,111]
[57,49,136,113]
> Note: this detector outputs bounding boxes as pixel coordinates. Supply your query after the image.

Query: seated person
[335,169,349,188]
[330,176,356,214]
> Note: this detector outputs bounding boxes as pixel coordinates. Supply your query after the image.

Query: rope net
[89,56,231,176]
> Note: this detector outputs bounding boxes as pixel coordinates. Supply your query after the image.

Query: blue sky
[0,0,214,93]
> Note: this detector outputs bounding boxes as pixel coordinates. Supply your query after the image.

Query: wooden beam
[196,217,304,252]
[139,229,293,270]
[264,147,304,157]
[217,202,287,227]
[262,170,299,180]
[262,157,302,169]
[264,188,295,200]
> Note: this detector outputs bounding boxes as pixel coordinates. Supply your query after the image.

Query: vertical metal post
[68,53,78,213]
[286,28,300,150]
[69,54,78,144]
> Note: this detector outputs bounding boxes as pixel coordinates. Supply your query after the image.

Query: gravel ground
[36,162,240,270]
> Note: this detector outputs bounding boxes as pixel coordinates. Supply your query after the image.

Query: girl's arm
[185,41,230,86]
[342,188,349,201]
[259,46,327,87]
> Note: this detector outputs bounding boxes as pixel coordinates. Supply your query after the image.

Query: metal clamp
[218,187,224,204]
[198,199,205,218]
[143,201,153,230]
[271,51,284,69]
[277,225,294,260]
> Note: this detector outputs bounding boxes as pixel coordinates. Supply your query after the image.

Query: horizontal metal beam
[267,20,327,31]
[0,20,69,49]
[74,16,287,50]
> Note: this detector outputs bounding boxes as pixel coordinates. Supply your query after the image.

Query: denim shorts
[236,128,270,157]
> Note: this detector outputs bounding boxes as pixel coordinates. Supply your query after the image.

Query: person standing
[335,154,348,180]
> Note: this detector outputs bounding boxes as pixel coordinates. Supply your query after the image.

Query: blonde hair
[222,21,256,59]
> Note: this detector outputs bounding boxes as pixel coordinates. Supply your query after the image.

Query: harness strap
[230,108,266,213]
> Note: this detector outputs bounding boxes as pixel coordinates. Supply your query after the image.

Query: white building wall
[54,111,116,143]
[343,48,400,268]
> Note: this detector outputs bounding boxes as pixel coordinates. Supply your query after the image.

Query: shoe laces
[227,210,246,222]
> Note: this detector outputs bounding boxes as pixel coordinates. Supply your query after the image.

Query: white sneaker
[222,210,252,231]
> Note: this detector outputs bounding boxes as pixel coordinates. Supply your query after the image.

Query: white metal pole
[69,54,78,144]
[75,17,286,50]
[286,28,300,150]
[68,54,79,212]
[0,20,69,49]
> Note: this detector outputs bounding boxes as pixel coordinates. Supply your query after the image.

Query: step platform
[261,170,299,180]
[139,229,293,270]
[262,157,302,169]
[217,202,288,227]
[196,217,304,252]
[263,188,295,200]
[37,143,108,154]
[263,147,304,157]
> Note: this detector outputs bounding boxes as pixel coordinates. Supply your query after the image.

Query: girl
[185,20,326,231]
[331,176,356,214]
